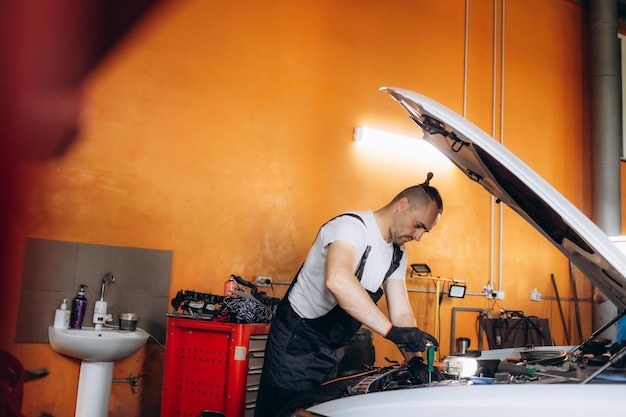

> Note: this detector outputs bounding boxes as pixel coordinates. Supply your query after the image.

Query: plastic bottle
[53,298,70,329]
[69,284,88,329]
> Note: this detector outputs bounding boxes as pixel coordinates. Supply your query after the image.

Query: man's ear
[396,196,410,212]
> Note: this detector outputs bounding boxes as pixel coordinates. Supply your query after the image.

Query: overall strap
[384,243,403,281]
[329,213,370,280]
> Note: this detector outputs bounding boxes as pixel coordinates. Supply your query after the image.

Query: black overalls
[254,214,402,417]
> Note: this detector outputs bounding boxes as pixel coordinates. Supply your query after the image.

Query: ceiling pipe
[589,0,622,340]
[589,0,622,234]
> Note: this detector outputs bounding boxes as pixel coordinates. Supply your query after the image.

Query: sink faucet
[100,272,115,300]
[93,272,115,330]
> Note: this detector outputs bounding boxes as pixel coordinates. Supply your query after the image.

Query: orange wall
[1,1,596,415]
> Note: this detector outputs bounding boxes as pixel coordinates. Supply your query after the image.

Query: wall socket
[484,285,505,300]
[489,290,505,300]
[256,275,272,286]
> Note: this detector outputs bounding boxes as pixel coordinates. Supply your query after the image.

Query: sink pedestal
[76,361,114,417]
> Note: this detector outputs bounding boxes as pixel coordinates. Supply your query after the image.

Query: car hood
[381,87,626,311]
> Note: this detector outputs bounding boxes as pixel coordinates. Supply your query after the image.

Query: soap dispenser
[53,298,70,329]
[69,284,88,329]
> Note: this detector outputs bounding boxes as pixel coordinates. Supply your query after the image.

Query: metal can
[224,277,238,297]
[119,312,138,331]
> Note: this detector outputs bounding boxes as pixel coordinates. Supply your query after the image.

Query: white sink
[49,326,151,417]
[48,326,149,362]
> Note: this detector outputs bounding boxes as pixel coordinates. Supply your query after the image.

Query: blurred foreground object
[0,0,162,350]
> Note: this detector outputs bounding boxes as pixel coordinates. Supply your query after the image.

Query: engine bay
[288,333,626,416]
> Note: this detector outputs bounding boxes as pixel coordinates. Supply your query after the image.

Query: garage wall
[1,1,594,415]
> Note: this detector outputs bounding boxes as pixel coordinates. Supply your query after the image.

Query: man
[255,173,443,417]
[593,287,626,344]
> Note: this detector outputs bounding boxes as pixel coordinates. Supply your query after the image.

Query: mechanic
[593,287,626,344]
[255,173,443,417]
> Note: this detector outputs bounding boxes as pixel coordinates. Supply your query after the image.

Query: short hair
[392,172,443,213]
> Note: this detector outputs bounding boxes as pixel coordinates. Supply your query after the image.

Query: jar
[119,312,138,331]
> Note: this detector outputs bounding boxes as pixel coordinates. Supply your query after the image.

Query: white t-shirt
[288,210,407,319]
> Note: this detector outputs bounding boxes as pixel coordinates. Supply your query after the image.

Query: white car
[293,87,626,417]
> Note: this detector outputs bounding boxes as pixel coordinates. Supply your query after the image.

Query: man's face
[390,198,440,245]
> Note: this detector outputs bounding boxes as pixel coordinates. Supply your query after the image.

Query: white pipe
[489,0,498,292]
[467,0,506,294]
[498,0,506,293]
[463,0,470,118]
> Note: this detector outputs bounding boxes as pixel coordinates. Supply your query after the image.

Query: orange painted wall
[0,1,598,415]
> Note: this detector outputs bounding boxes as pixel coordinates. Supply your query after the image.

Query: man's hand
[384,325,439,352]
[407,356,444,384]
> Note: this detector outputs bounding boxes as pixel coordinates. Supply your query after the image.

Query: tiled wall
[16,238,172,344]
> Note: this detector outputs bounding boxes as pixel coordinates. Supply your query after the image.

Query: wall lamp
[410,263,432,277]
[353,126,420,142]
[448,284,467,299]
[352,125,453,170]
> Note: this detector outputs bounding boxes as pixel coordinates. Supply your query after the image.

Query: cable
[103,323,166,350]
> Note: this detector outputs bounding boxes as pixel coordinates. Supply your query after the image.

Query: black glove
[384,325,439,352]
[407,356,443,384]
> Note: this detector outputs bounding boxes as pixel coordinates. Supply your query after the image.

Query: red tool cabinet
[161,317,270,417]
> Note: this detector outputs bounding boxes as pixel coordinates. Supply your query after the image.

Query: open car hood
[381,87,626,311]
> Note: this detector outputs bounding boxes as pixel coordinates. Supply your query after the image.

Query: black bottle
[69,284,88,329]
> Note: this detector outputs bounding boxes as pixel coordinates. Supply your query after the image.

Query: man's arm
[325,241,437,357]
[324,240,393,336]
[384,278,423,360]
[384,278,417,327]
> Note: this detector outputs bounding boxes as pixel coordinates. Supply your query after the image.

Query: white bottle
[54,299,70,329]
